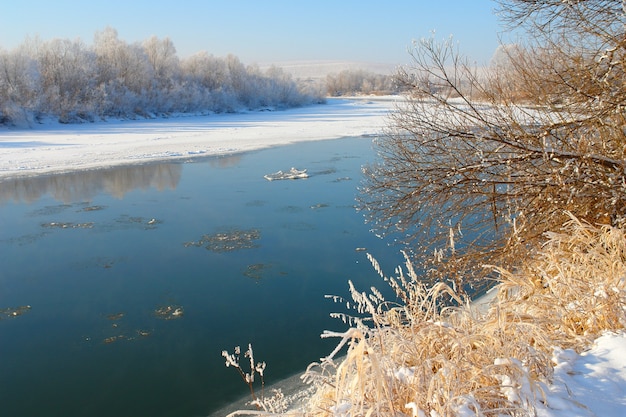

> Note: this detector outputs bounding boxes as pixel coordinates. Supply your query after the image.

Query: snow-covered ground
[0,96,398,180]
[535,332,626,417]
[1,96,624,416]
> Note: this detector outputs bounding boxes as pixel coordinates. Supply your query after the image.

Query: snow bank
[0,97,399,180]
[535,332,626,417]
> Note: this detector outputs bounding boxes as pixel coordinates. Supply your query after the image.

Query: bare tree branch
[360,1,626,289]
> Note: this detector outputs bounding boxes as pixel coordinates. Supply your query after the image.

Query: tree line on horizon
[326,69,401,96]
[0,27,329,126]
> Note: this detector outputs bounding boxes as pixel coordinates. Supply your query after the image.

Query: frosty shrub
[359,0,626,288]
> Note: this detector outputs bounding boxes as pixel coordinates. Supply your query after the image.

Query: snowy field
[1,96,624,416]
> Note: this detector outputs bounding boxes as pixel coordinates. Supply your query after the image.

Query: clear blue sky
[0,0,504,65]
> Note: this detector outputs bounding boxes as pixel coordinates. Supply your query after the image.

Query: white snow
[1,96,625,417]
[0,96,399,180]
[534,332,626,417]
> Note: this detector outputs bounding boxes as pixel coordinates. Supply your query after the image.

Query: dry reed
[300,214,626,416]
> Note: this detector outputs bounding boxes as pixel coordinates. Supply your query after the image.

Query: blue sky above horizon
[1,0,506,66]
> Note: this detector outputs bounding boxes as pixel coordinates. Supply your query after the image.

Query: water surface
[0,137,403,417]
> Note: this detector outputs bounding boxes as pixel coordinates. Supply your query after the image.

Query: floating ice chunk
[264,167,308,181]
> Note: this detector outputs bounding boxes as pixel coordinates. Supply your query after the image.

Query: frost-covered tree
[140,35,182,112]
[142,36,179,86]
[264,65,299,106]
[360,0,626,288]
[326,69,398,96]
[36,38,98,122]
[0,44,40,125]
[93,27,153,116]
[93,27,152,92]
[180,51,235,110]
[181,51,230,91]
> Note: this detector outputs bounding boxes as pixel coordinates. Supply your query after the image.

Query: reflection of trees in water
[208,153,242,169]
[0,163,182,204]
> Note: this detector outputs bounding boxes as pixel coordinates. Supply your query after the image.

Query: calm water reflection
[0,137,402,417]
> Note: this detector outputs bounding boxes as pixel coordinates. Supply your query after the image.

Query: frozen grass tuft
[300,215,626,416]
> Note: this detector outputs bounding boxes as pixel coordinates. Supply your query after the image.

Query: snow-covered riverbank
[216,287,626,417]
[0,97,398,180]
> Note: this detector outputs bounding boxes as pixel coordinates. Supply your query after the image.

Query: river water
[0,136,403,417]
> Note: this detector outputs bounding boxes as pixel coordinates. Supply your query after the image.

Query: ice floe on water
[154,305,184,320]
[264,167,308,181]
[184,228,261,252]
[0,305,32,320]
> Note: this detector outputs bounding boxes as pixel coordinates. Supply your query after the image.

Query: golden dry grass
[299,214,626,416]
